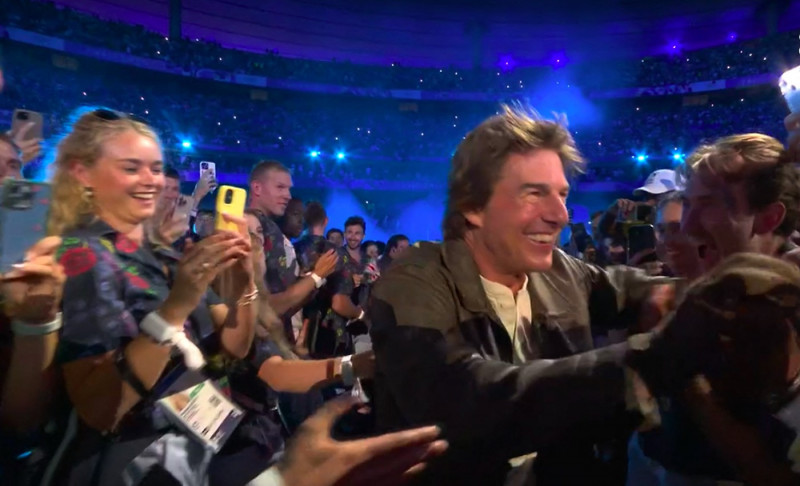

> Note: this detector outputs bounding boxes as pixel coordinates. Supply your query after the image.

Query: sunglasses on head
[91,109,149,125]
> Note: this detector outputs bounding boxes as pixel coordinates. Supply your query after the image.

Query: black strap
[114,347,153,400]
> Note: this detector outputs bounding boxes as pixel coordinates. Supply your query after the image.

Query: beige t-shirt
[479,275,534,364]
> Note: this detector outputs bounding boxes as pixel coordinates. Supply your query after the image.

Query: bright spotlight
[633,154,648,164]
[309,150,320,158]
[336,152,346,160]
[672,153,683,161]
[181,140,192,149]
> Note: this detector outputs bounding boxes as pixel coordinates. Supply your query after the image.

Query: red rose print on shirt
[263,236,273,253]
[126,272,150,290]
[59,247,98,277]
[115,235,139,254]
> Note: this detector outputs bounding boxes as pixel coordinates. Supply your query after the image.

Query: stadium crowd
[3,0,800,92]
[4,2,800,486]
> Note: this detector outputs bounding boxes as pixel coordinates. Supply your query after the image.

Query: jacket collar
[440,239,498,316]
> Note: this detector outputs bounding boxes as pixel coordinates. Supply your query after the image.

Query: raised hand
[215,213,254,301]
[313,249,339,279]
[10,122,43,164]
[2,237,65,323]
[279,396,448,486]
[160,232,249,323]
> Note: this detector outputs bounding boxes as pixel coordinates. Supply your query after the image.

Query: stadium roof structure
[56,0,800,67]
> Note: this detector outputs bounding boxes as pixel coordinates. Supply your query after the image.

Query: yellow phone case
[214,185,247,232]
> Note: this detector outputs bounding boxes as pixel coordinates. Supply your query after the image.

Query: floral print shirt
[255,211,297,295]
[332,247,365,298]
[293,234,337,275]
[56,219,221,366]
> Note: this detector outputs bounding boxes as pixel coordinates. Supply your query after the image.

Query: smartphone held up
[10,109,44,141]
[214,185,246,233]
[173,194,194,222]
[780,66,800,114]
[0,179,51,273]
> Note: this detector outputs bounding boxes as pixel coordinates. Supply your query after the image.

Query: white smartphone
[199,161,216,180]
[779,66,800,113]
[173,194,194,222]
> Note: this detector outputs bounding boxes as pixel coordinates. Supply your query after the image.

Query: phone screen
[627,224,657,261]
[0,180,51,272]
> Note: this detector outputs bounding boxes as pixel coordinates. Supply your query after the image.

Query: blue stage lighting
[672,153,683,161]
[336,152,345,160]
[636,155,647,162]
[181,140,192,149]
[309,150,320,158]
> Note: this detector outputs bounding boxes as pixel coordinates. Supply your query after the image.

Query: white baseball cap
[633,169,681,196]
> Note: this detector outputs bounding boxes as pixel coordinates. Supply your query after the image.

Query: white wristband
[248,465,285,486]
[309,272,326,289]
[141,311,206,370]
[11,313,62,336]
[357,309,365,321]
[141,311,179,343]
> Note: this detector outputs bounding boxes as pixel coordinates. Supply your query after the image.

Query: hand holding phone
[0,180,51,273]
[627,224,657,264]
[194,170,216,201]
[1,236,64,325]
[214,185,246,233]
[569,223,592,253]
[173,194,194,222]
[11,110,44,141]
[780,66,800,113]
[200,161,216,181]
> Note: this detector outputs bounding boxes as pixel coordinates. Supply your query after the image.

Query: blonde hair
[443,104,585,240]
[680,134,784,182]
[48,110,161,235]
[679,134,800,237]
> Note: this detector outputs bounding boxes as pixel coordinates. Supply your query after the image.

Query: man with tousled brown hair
[369,106,696,486]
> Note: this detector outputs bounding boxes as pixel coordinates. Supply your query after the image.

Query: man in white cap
[634,168,680,198]
[594,169,682,255]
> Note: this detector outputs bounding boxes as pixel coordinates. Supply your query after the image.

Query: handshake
[627,253,800,412]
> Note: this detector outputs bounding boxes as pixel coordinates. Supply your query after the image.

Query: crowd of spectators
[0,43,792,193]
[3,0,800,93]
[1,0,797,228]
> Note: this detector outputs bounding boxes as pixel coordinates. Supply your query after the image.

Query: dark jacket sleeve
[582,261,677,334]
[369,259,635,464]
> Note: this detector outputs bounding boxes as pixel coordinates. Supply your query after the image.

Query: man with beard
[335,216,367,321]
